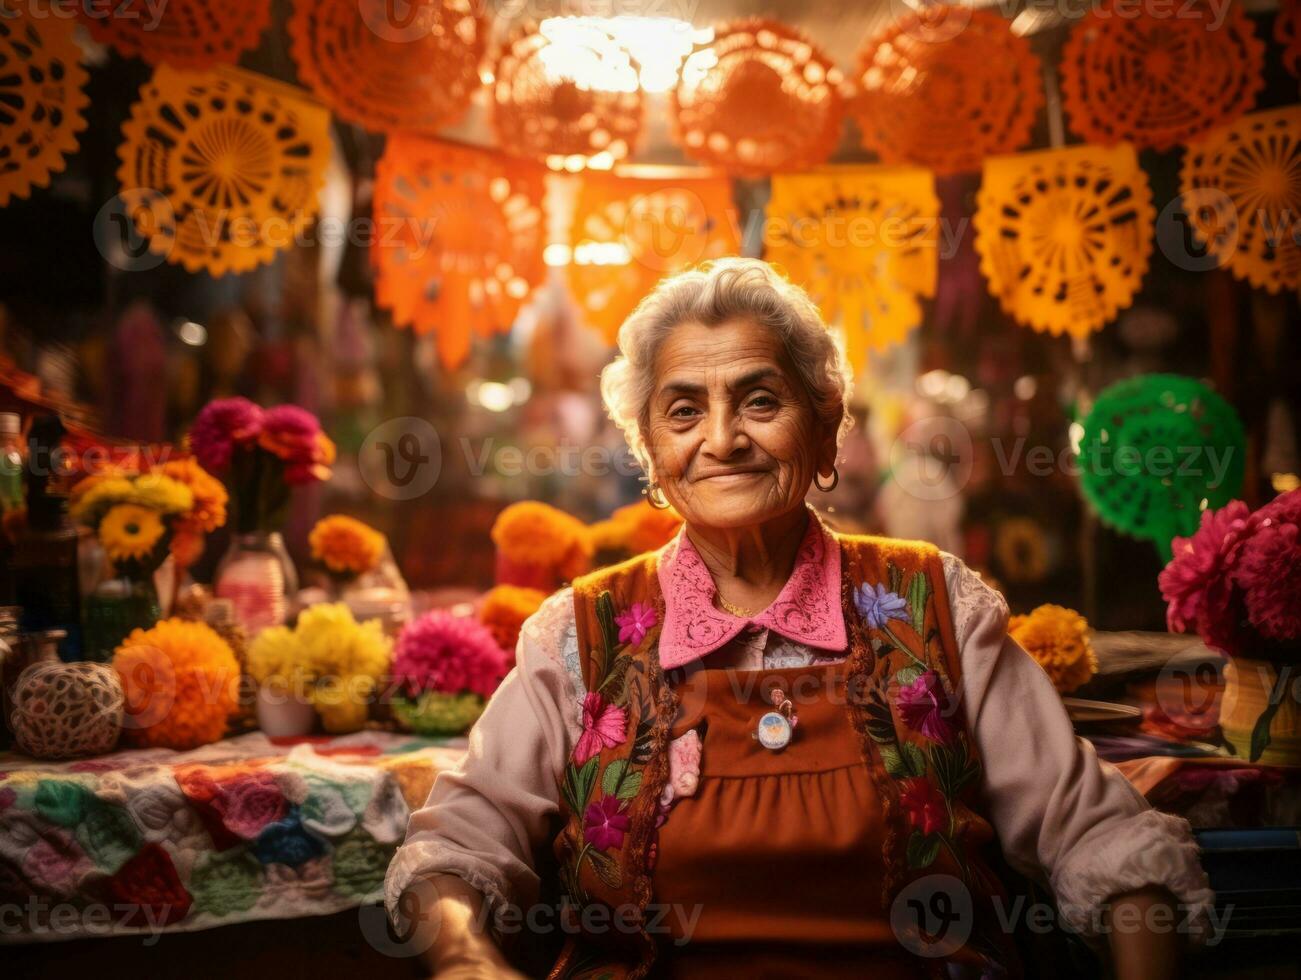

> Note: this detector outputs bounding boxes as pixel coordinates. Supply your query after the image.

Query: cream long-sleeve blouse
[385,550,1214,945]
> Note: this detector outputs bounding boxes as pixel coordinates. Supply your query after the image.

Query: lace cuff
[1050,808,1216,945]
[383,838,515,936]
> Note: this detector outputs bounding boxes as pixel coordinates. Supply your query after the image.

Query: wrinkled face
[644,318,834,531]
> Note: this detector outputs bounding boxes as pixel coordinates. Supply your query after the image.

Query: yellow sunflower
[98,504,166,565]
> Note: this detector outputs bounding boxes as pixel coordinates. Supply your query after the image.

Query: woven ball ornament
[671,19,844,177]
[116,66,331,277]
[492,22,643,170]
[0,8,89,206]
[849,8,1041,176]
[766,168,939,371]
[289,0,486,134]
[1060,0,1263,152]
[1077,374,1245,560]
[974,144,1154,340]
[1179,106,1301,294]
[78,0,271,70]
[373,136,546,368]
[11,662,124,759]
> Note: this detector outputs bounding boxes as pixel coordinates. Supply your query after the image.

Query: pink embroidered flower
[896,671,958,744]
[1159,500,1257,655]
[573,693,627,764]
[212,773,288,840]
[899,777,947,837]
[615,602,657,647]
[658,729,702,809]
[1234,490,1301,642]
[583,796,630,851]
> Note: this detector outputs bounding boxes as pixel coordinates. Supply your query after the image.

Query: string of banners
[1,0,1297,369]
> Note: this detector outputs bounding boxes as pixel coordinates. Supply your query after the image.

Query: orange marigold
[309,515,387,577]
[1008,604,1098,695]
[491,502,593,588]
[113,619,240,749]
[478,584,548,658]
[588,500,683,556]
[158,457,228,533]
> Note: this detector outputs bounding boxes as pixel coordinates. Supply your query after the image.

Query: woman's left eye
[746,394,777,410]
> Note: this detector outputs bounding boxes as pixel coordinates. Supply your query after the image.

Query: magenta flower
[189,397,263,473]
[1159,500,1258,655]
[583,796,630,851]
[1234,490,1301,642]
[259,405,335,485]
[573,693,627,764]
[899,777,947,836]
[896,670,958,744]
[615,602,657,646]
[393,611,509,699]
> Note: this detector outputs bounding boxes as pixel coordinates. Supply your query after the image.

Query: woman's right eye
[669,404,700,419]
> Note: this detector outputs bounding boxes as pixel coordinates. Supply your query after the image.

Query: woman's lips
[692,468,768,483]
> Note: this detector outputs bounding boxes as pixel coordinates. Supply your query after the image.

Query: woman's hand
[404,874,526,979]
[1105,885,1185,980]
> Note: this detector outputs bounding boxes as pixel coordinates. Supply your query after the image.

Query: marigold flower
[98,503,166,565]
[1008,604,1098,694]
[491,501,593,589]
[309,515,386,577]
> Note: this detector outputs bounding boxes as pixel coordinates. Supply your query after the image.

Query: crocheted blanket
[0,731,466,942]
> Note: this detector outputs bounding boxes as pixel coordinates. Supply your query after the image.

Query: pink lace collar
[656,510,846,670]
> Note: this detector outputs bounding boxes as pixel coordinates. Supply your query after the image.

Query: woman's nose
[702,409,747,459]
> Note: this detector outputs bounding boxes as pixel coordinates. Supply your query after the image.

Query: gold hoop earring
[646,482,671,510]
[814,467,839,493]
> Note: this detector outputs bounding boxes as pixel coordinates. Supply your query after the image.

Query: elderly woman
[386,259,1212,979]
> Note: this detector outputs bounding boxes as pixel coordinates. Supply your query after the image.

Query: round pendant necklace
[754,687,798,751]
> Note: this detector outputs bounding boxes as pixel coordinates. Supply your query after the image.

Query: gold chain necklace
[716,594,758,618]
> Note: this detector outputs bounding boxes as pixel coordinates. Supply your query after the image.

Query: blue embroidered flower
[252,807,325,867]
[855,583,911,629]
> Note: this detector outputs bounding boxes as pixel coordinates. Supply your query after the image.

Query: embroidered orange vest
[549,533,1021,979]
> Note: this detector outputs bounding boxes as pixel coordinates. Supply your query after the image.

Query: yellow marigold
[309,515,386,577]
[157,457,228,533]
[1008,604,1098,694]
[99,503,166,564]
[478,585,547,655]
[294,602,392,682]
[69,473,193,527]
[588,500,683,555]
[113,619,240,749]
[311,674,376,734]
[245,625,303,689]
[491,502,593,585]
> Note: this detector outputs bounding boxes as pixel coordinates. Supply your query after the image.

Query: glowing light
[175,320,207,346]
[537,16,708,93]
[1014,375,1038,400]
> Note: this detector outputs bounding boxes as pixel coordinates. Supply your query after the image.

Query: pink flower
[615,602,657,647]
[1159,500,1257,656]
[1235,491,1301,642]
[899,777,947,836]
[189,397,263,473]
[212,773,288,840]
[394,611,509,699]
[573,693,627,764]
[658,729,702,808]
[258,405,335,485]
[896,671,958,744]
[583,796,630,851]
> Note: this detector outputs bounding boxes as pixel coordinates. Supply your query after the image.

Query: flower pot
[1220,657,1301,766]
[215,532,298,636]
[255,685,316,738]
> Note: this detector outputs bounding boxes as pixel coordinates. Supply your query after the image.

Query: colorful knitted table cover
[0,731,465,942]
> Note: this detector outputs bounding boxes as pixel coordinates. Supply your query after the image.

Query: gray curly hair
[599,258,854,478]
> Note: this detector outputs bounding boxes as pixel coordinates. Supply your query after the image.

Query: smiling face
[644,318,835,532]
